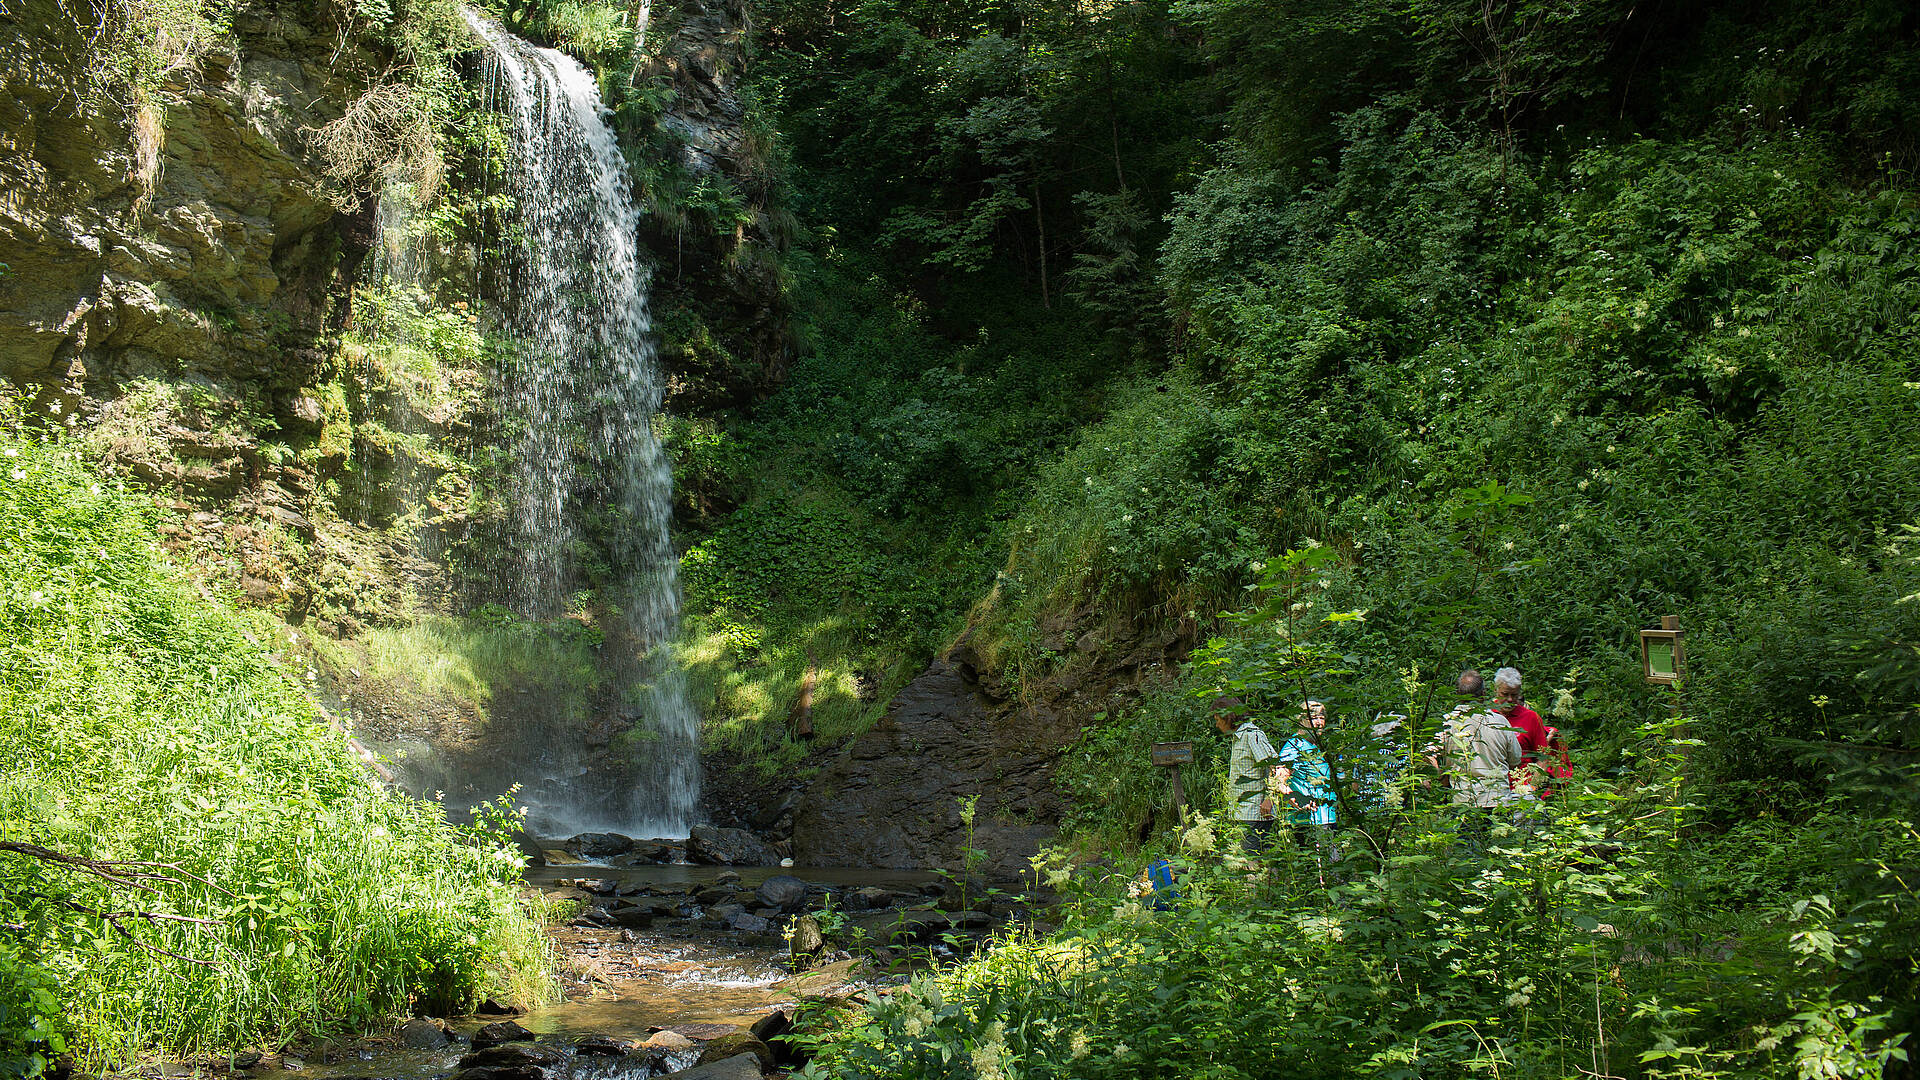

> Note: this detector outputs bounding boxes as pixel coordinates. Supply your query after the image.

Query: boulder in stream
[611,840,673,865]
[564,833,634,858]
[694,1034,775,1072]
[748,1009,792,1043]
[662,1054,763,1080]
[702,902,746,924]
[397,1018,448,1050]
[642,1030,698,1053]
[610,906,654,929]
[469,1021,536,1051]
[453,1043,559,1080]
[788,915,824,957]
[686,826,779,866]
[573,1036,633,1056]
[728,913,772,933]
[753,875,809,913]
[459,1044,561,1070]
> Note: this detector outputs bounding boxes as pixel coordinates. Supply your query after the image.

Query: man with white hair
[1491,666,1549,792]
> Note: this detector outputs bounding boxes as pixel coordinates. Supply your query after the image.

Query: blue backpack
[1146,858,1181,910]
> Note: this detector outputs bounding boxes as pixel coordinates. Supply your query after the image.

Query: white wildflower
[1181,818,1215,854]
[10,469,24,481]
[1552,688,1576,720]
[1069,1031,1091,1060]
[971,1021,1010,1080]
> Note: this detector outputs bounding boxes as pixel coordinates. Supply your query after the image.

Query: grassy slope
[0,400,553,1072]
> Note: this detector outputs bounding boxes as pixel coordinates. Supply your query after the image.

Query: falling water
[464,10,698,838]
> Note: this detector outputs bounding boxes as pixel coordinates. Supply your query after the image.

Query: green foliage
[668,255,1119,766]
[80,0,234,105]
[968,374,1262,686]
[1054,691,1228,850]
[0,952,65,1080]
[757,0,1212,294]
[804,711,1917,1079]
[0,399,553,1071]
[317,609,603,728]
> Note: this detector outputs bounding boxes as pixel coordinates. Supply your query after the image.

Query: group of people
[1213,667,1573,858]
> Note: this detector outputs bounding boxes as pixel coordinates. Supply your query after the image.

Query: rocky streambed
[171,838,1044,1080]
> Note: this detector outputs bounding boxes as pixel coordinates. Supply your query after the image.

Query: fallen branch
[0,840,235,897]
[1,842,233,971]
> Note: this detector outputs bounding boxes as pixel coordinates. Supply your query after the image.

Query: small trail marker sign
[1151,741,1195,766]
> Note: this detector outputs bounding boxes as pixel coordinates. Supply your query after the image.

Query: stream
[285,864,942,1080]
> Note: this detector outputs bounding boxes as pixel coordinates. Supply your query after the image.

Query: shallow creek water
[295,865,939,1080]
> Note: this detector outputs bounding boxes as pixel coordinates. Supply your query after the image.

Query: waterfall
[460,11,698,838]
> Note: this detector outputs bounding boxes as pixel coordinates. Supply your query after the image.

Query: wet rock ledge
[536,829,1040,971]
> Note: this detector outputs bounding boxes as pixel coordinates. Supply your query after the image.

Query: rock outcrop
[0,0,370,397]
[791,620,1197,874]
[0,0,401,622]
[633,0,795,423]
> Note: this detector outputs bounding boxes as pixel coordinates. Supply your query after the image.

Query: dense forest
[3,0,1919,1076]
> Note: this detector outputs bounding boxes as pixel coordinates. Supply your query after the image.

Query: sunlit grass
[0,401,555,1068]
[315,613,602,729]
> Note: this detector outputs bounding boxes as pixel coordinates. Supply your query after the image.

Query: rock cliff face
[634,0,794,417]
[791,622,1198,875]
[0,0,369,400]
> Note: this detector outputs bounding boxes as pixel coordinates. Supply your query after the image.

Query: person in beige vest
[1426,670,1528,808]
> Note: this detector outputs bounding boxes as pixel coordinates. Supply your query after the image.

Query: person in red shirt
[1492,666,1551,795]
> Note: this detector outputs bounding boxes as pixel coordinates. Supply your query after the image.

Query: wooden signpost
[1152,740,1195,824]
[1641,615,1687,752]
[1639,615,1685,685]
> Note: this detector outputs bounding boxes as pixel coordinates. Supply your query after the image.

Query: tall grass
[319,613,603,730]
[0,398,554,1071]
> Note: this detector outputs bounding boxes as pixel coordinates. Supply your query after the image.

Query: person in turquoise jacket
[1278,700,1339,870]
